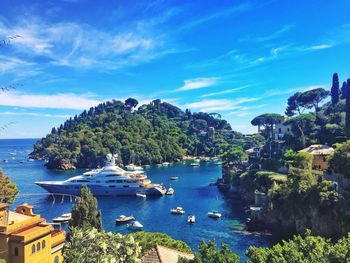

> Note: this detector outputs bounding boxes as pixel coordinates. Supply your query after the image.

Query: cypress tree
[331,73,340,104]
[346,79,350,138]
[341,81,347,99]
[69,185,102,231]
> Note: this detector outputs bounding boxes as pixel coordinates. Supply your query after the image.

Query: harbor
[0,138,270,260]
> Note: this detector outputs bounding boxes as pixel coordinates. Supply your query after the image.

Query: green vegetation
[63,227,141,263]
[179,240,239,263]
[69,185,102,231]
[30,99,259,169]
[329,140,350,178]
[0,169,18,203]
[221,145,247,165]
[127,232,192,256]
[247,230,350,263]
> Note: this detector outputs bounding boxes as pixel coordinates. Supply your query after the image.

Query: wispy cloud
[240,24,294,43]
[264,84,328,98]
[307,44,333,50]
[0,111,71,118]
[200,85,249,98]
[182,3,252,30]
[185,97,259,112]
[0,92,101,109]
[228,104,267,117]
[176,77,219,91]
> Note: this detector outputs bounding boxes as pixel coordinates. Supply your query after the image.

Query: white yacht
[35,154,166,196]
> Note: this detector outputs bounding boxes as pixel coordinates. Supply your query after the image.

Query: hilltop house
[299,144,334,171]
[257,117,293,140]
[0,203,66,263]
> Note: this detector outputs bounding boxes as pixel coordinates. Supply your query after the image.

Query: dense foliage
[247,230,350,263]
[221,146,247,165]
[329,140,350,178]
[127,231,192,256]
[30,99,258,169]
[63,227,141,263]
[69,185,102,231]
[0,169,18,203]
[179,240,239,263]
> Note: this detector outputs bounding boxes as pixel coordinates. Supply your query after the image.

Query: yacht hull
[35,182,165,196]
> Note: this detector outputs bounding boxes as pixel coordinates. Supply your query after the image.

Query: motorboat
[170,176,179,180]
[188,215,195,224]
[125,163,143,172]
[214,160,223,165]
[170,207,185,215]
[53,213,71,223]
[116,215,135,224]
[35,154,166,196]
[162,162,170,166]
[127,221,143,230]
[165,187,174,195]
[190,162,200,167]
[136,193,147,198]
[208,210,222,218]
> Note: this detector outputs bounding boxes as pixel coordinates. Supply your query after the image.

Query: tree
[124,98,138,110]
[329,140,350,178]
[69,185,102,231]
[0,169,18,203]
[341,81,347,99]
[221,146,247,165]
[128,232,192,256]
[299,88,330,112]
[345,79,350,137]
[331,73,340,105]
[285,92,304,117]
[285,113,316,148]
[63,227,142,263]
[181,240,239,263]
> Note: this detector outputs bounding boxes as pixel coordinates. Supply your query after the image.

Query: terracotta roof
[299,144,334,155]
[142,245,194,263]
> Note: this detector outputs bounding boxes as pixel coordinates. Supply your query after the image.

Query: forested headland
[30,98,263,170]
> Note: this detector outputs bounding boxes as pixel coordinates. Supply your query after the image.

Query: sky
[0,0,350,138]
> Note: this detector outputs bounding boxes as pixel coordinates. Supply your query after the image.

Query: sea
[0,138,271,261]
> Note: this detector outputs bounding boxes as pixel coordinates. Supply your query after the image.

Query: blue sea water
[0,138,271,261]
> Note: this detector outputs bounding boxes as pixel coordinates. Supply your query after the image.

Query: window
[42,240,46,249]
[32,244,35,254]
[54,255,59,263]
[37,242,41,251]
[14,247,18,256]
[278,128,282,133]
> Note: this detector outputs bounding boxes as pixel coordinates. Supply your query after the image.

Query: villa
[0,203,66,263]
[299,144,335,171]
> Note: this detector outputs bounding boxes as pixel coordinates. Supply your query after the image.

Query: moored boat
[35,154,166,196]
[208,210,222,218]
[116,215,135,224]
[165,187,174,195]
[170,207,185,215]
[170,176,178,180]
[127,220,143,230]
[53,213,71,223]
[188,215,195,224]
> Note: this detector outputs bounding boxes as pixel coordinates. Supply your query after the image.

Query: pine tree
[331,73,340,105]
[346,79,350,138]
[69,185,102,231]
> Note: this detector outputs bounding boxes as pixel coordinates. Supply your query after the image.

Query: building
[274,117,293,140]
[0,203,66,263]
[142,245,194,263]
[299,144,335,171]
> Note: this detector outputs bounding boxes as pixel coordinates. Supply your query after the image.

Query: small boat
[127,220,143,230]
[143,164,151,168]
[165,187,174,195]
[190,162,200,167]
[53,213,71,223]
[170,176,179,180]
[125,163,143,171]
[3,160,9,163]
[188,215,196,224]
[214,160,223,165]
[170,207,185,215]
[116,215,135,224]
[136,193,147,198]
[208,210,222,218]
[162,162,170,166]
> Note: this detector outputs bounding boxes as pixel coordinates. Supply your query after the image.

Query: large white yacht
[35,154,166,196]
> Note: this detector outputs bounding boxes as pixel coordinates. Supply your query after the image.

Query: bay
[0,138,270,261]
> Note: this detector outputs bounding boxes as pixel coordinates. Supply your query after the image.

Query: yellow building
[299,144,334,171]
[0,203,66,263]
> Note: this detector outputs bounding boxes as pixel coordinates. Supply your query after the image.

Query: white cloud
[0,111,71,118]
[200,85,249,98]
[307,44,333,50]
[185,97,259,112]
[177,77,218,91]
[0,92,101,110]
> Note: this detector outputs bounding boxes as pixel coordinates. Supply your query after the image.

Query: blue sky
[0,0,350,138]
